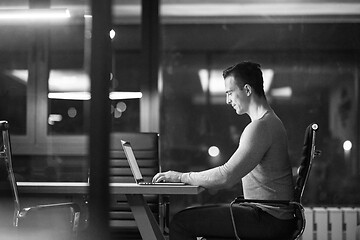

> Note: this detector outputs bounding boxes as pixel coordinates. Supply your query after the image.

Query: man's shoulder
[251,112,284,131]
[243,120,270,142]
[243,115,284,141]
[245,118,269,132]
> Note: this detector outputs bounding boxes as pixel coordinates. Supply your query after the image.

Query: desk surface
[17,182,204,195]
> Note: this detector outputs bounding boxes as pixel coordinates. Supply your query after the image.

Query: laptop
[121,140,185,185]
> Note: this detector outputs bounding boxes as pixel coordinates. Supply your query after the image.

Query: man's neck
[248,98,271,121]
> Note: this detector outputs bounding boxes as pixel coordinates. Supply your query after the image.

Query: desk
[17,182,204,240]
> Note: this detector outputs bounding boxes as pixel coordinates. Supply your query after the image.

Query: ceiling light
[0,8,70,21]
[48,91,142,100]
[109,92,142,100]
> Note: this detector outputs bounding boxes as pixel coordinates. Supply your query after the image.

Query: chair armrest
[231,197,292,206]
[19,202,81,217]
[17,202,81,232]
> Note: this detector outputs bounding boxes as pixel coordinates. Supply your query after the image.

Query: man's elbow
[216,166,238,189]
[222,175,240,189]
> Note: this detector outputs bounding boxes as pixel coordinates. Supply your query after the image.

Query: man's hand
[152,171,183,183]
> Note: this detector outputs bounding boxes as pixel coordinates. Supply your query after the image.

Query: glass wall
[48,24,87,135]
[159,1,360,210]
[0,1,143,182]
[47,12,142,136]
[0,0,359,207]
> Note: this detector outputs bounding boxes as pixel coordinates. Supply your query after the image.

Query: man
[152,61,296,239]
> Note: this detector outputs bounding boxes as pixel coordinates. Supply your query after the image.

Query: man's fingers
[152,172,165,182]
[152,173,160,182]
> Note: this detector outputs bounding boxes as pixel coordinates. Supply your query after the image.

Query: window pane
[110,2,142,132]
[0,26,28,135]
[47,24,87,135]
[110,53,142,132]
[47,3,143,135]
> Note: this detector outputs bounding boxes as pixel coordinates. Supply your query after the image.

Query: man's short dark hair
[222,61,266,98]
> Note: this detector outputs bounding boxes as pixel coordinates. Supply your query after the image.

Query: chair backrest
[294,123,319,204]
[0,120,21,227]
[108,132,160,237]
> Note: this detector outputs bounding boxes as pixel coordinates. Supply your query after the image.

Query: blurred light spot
[270,86,292,98]
[114,109,122,118]
[110,29,116,39]
[68,107,77,118]
[343,140,352,151]
[116,102,127,112]
[208,146,220,157]
[48,114,62,125]
[85,28,92,39]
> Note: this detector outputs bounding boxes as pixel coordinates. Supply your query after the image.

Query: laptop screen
[121,140,144,183]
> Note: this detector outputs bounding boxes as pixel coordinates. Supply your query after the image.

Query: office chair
[205,123,320,240]
[108,132,161,239]
[0,120,81,240]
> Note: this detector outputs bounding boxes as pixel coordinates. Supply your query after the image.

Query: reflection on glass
[46,69,142,134]
[160,1,360,206]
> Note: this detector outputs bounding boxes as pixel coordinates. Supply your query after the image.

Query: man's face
[224,76,248,115]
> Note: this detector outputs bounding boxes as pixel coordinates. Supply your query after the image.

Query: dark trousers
[169,204,296,240]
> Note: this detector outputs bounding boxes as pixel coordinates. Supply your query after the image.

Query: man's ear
[244,84,252,96]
